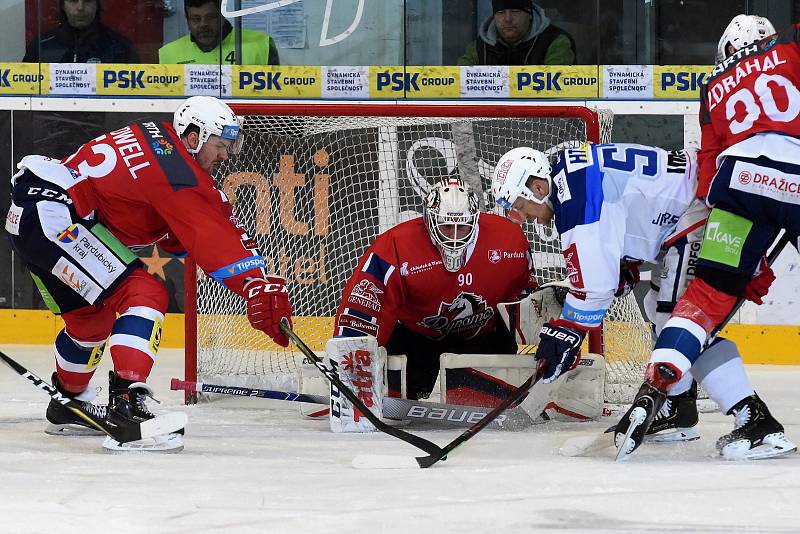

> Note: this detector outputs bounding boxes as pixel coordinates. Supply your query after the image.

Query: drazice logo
[739,171,752,185]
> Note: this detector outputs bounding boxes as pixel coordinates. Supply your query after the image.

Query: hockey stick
[279,320,445,457]
[415,359,546,468]
[170,378,535,430]
[0,350,187,443]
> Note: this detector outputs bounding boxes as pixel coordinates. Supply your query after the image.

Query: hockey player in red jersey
[333,178,533,400]
[615,15,798,460]
[4,96,292,451]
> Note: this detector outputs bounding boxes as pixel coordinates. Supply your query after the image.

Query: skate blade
[615,406,647,461]
[45,422,105,437]
[722,433,798,461]
[645,426,701,443]
[102,433,184,453]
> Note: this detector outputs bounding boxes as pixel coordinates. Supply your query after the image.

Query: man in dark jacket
[23,0,138,63]
[459,0,576,65]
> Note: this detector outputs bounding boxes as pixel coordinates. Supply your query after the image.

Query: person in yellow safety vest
[159,0,279,65]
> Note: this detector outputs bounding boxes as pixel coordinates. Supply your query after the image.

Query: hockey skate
[45,373,107,436]
[645,381,700,443]
[103,371,184,453]
[717,394,797,460]
[613,363,677,460]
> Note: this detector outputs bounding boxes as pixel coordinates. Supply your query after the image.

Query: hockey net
[184,103,652,405]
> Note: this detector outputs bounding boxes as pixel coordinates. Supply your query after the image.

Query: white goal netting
[185,104,653,404]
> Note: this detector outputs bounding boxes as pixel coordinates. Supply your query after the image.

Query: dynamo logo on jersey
[57,224,80,243]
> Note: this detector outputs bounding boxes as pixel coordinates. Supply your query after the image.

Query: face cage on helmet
[426,209,479,272]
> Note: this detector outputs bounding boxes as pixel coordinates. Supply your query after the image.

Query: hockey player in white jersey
[491,143,766,444]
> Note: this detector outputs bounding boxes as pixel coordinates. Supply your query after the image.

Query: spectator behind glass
[459,0,575,65]
[23,0,138,63]
[159,0,279,64]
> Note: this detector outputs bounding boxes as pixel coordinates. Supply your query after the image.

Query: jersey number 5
[599,146,658,177]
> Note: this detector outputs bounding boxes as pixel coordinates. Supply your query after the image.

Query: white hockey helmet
[424,178,480,273]
[173,96,244,155]
[715,14,776,63]
[491,147,552,223]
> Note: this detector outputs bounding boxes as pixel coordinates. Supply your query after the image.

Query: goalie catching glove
[535,320,586,384]
[245,276,293,347]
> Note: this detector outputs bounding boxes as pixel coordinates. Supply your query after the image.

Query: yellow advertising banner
[370,65,405,98]
[370,66,460,98]
[510,66,599,98]
[0,62,47,95]
[233,66,322,98]
[653,65,711,99]
[96,64,184,96]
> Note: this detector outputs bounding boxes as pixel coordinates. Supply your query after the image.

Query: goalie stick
[170,378,536,430]
[0,350,187,444]
[279,320,445,458]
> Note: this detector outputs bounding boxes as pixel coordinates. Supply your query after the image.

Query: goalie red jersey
[60,119,263,297]
[697,23,800,197]
[334,213,533,346]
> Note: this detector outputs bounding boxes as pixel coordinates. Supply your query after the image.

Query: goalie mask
[716,14,776,63]
[173,96,244,155]
[491,147,552,224]
[424,178,480,273]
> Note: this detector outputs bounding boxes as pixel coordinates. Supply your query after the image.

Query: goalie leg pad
[439,353,536,407]
[326,336,386,433]
[542,353,606,421]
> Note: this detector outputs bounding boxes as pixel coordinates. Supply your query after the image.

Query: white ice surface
[2,344,800,534]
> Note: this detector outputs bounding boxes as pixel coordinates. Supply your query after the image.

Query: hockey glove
[614,261,641,298]
[744,256,775,305]
[535,320,585,384]
[245,276,293,347]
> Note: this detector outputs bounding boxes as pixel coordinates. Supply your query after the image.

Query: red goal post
[183,102,650,405]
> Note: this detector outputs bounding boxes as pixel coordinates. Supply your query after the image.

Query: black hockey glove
[535,320,586,384]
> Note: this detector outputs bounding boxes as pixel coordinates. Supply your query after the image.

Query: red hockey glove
[744,256,775,305]
[614,261,642,298]
[245,277,293,347]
